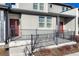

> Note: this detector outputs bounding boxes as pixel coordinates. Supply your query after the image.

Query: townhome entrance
[59,21,64,33]
[10,19,19,37]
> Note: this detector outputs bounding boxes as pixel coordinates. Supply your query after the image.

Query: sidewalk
[65,52,79,56]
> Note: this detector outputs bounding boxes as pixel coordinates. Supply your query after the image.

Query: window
[62,6,67,12]
[62,6,69,12]
[33,3,44,10]
[62,6,65,12]
[33,3,38,10]
[39,16,52,28]
[5,3,16,8]
[47,16,52,28]
[39,3,44,10]
[66,7,69,11]
[39,16,45,27]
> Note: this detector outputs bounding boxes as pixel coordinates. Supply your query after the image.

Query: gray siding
[48,4,63,13]
[19,3,33,11]
[20,14,56,35]
[18,3,48,12]
[48,4,72,13]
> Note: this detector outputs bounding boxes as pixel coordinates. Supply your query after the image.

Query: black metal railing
[10,29,75,55]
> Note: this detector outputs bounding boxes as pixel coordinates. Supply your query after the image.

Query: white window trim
[39,3,44,10]
[33,3,44,11]
[33,3,38,10]
[39,16,45,28]
[46,16,52,28]
[38,16,52,28]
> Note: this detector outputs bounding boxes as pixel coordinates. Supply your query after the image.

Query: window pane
[33,3,38,9]
[39,16,45,22]
[62,7,68,12]
[47,23,51,27]
[39,16,45,27]
[62,6,65,12]
[66,7,68,11]
[47,16,52,22]
[5,3,16,8]
[39,3,44,10]
[39,23,44,27]
[47,16,52,28]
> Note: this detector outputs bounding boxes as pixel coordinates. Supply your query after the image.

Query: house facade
[0,3,79,56]
[8,3,77,36]
[0,3,79,45]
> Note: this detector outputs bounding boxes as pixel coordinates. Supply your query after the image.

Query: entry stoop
[9,40,31,56]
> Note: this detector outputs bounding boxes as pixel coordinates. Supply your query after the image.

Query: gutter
[9,8,76,17]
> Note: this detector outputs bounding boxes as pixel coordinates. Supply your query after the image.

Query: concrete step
[9,40,31,56]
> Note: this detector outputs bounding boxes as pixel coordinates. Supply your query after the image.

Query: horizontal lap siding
[20,14,38,35]
[48,4,62,13]
[20,14,56,35]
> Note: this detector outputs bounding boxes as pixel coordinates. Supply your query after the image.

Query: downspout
[55,15,60,45]
[57,15,60,32]
[5,10,8,44]
[75,8,78,35]
[4,8,9,50]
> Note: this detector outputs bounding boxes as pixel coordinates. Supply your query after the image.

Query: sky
[65,3,79,8]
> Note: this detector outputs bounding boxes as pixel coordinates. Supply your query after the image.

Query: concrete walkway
[65,52,79,56]
[9,40,31,56]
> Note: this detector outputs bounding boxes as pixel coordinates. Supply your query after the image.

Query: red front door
[10,19,19,37]
[59,22,64,33]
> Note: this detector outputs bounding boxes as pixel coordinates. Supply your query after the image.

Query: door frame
[59,21,64,33]
[10,19,20,37]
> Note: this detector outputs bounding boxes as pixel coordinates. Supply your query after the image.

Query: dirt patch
[33,43,79,56]
[0,48,9,56]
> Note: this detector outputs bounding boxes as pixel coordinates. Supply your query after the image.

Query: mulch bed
[33,43,79,56]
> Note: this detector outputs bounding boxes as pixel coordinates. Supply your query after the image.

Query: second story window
[33,3,38,10]
[62,6,65,12]
[62,6,70,12]
[62,6,68,12]
[39,3,44,10]
[5,3,16,8]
